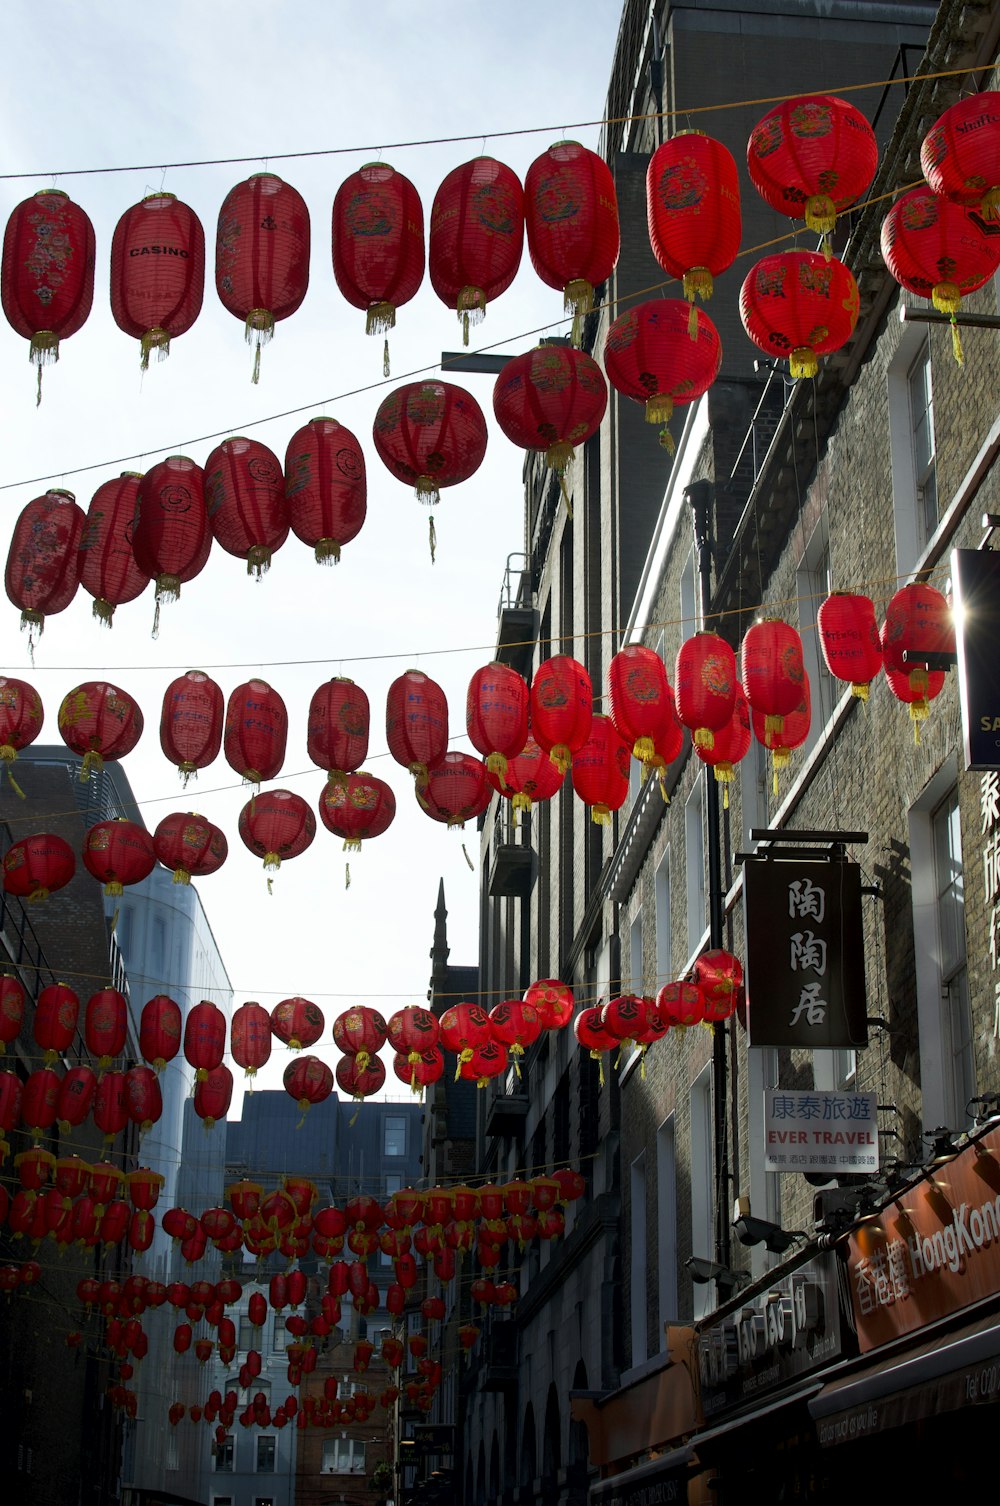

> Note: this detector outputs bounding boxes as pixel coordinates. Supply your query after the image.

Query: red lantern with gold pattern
[387,1005,440,1058]
[524,979,575,1030]
[140,995,182,1073]
[283,1055,333,1116]
[466,662,529,784]
[132,456,212,626]
[604,300,721,452]
[419,752,491,829]
[674,632,737,750]
[607,646,675,767]
[160,671,224,785]
[85,989,128,1069]
[58,681,143,781]
[694,949,744,1024]
[740,251,859,379]
[487,733,565,817]
[525,141,620,331]
[57,1065,96,1133]
[880,583,952,740]
[492,345,607,488]
[489,999,541,1071]
[225,679,287,787]
[2,188,95,400]
[319,772,395,851]
[184,1000,227,1082]
[33,983,79,1061]
[572,714,630,825]
[747,95,878,239]
[332,163,425,357]
[6,490,85,638]
[429,156,524,344]
[922,92,1000,221]
[82,819,156,896]
[752,680,812,790]
[336,1053,385,1101]
[392,1046,444,1094]
[152,812,228,885]
[239,789,315,874]
[655,981,707,1029]
[333,1007,387,1070]
[271,997,324,1051]
[647,133,742,322]
[125,1065,162,1133]
[308,679,370,784]
[216,173,310,381]
[0,1070,23,1133]
[111,193,205,368]
[817,593,883,701]
[575,1005,616,1081]
[204,437,289,578]
[78,474,150,626]
[695,687,751,807]
[439,1002,492,1079]
[0,678,43,788]
[193,1063,233,1130]
[0,975,25,1053]
[373,381,488,507]
[94,1070,128,1142]
[740,619,806,742]
[386,670,448,789]
[284,417,367,566]
[231,1002,272,1080]
[3,833,75,904]
[530,655,593,776]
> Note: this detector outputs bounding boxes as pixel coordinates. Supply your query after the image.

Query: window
[255,1498,275,1506]
[256,1436,276,1473]
[212,1498,233,1506]
[796,513,836,753]
[384,1114,406,1156]
[656,1117,678,1334]
[739,737,769,847]
[629,1152,648,1366]
[238,1315,257,1350]
[214,1436,235,1472]
[628,908,644,997]
[322,1438,366,1474]
[889,330,937,575]
[908,343,938,542]
[685,781,706,961]
[689,1065,714,1320]
[654,847,672,993]
[271,1316,287,1353]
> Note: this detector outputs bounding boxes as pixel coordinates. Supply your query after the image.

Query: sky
[0,2,626,1103]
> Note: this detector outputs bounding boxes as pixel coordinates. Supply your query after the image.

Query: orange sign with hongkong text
[844,1125,1000,1352]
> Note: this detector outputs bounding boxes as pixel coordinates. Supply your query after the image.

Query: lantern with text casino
[604,299,721,451]
[373,381,488,506]
[204,437,289,577]
[525,141,620,332]
[57,680,143,779]
[1,188,95,402]
[160,671,224,785]
[78,474,149,625]
[284,416,367,565]
[153,812,227,884]
[332,163,424,366]
[82,819,156,896]
[111,193,205,368]
[225,679,288,787]
[239,790,315,873]
[0,677,43,786]
[132,456,212,626]
[386,669,448,789]
[492,345,607,493]
[920,91,1000,221]
[530,655,593,775]
[748,93,878,242]
[6,489,85,638]
[739,251,859,378]
[308,678,370,784]
[429,156,524,344]
[216,173,310,381]
[647,132,742,326]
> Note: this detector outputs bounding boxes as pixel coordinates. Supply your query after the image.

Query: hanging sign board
[952,546,1000,771]
[764,1088,879,1172]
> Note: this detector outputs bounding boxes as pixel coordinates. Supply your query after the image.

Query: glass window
[256,1436,276,1473]
[654,847,671,993]
[322,1437,366,1474]
[908,342,937,543]
[238,1315,256,1350]
[629,909,644,997]
[384,1115,406,1156]
[271,1315,287,1353]
[932,788,973,1113]
[214,1436,234,1472]
[685,782,706,961]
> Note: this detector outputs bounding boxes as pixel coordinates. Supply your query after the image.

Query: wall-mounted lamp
[732,1196,806,1255]
[685,1255,749,1298]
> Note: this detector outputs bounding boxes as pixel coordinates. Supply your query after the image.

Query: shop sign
[844,1123,1000,1352]
[696,1253,843,1418]
[952,545,1000,771]
[764,1089,878,1173]
[743,855,868,1049]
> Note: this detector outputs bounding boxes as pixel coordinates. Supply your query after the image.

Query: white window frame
[321,1438,366,1475]
[629,1151,648,1366]
[889,324,937,576]
[629,907,644,997]
[213,1436,235,1473]
[796,511,836,757]
[657,1115,678,1333]
[654,846,672,992]
[689,1064,714,1319]
[685,781,707,961]
[256,1435,276,1473]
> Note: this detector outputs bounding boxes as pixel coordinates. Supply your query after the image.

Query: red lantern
[5,490,85,638]
[284,416,367,565]
[647,132,742,324]
[3,833,75,903]
[91,1162,126,1208]
[655,981,707,1029]
[747,95,878,238]
[0,1070,23,1133]
[85,989,128,1068]
[602,994,652,1042]
[489,999,541,1072]
[530,655,593,775]
[553,1168,586,1203]
[487,733,565,818]
[572,714,631,825]
[674,632,737,750]
[740,619,806,742]
[319,771,396,853]
[216,172,310,380]
[173,1323,192,1354]
[225,679,288,787]
[159,671,225,785]
[140,995,182,1072]
[308,678,370,783]
[0,975,25,1053]
[128,1211,155,1255]
[82,820,156,896]
[429,155,523,345]
[152,812,227,885]
[740,251,859,379]
[881,583,951,740]
[921,92,1000,221]
[607,646,675,768]
[492,345,607,488]
[194,1063,233,1130]
[204,437,289,577]
[332,162,424,362]
[373,381,488,508]
[439,1002,492,1079]
[751,681,812,790]
[392,1046,444,1094]
[132,456,212,627]
[817,593,883,701]
[466,662,529,784]
[94,1070,128,1142]
[604,300,721,451]
[333,1007,387,1069]
[111,193,205,368]
[336,1053,385,1100]
[283,1055,334,1115]
[58,681,143,780]
[77,474,150,626]
[33,982,79,1061]
[880,187,1000,364]
[574,1006,617,1083]
[231,1002,272,1079]
[271,997,324,1051]
[124,1068,162,1135]
[2,188,95,400]
[695,688,751,807]
[127,1167,164,1210]
[525,979,575,1030]
[387,1006,440,1057]
[386,670,449,789]
[239,789,315,874]
[694,950,744,1024]
[419,752,491,828]
[184,1000,227,1081]
[525,140,620,331]
[0,678,43,788]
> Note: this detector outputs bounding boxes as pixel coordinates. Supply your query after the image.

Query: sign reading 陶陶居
[743,853,868,1049]
[764,1089,878,1173]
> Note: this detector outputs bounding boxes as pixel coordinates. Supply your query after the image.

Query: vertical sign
[743,855,868,1049]
[981,769,1000,1041]
[952,546,1000,771]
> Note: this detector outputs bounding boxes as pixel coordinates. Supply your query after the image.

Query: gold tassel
[29,331,59,407]
[950,315,964,367]
[564,279,594,349]
[246,546,272,579]
[462,843,474,871]
[315,538,342,565]
[549,745,572,775]
[172,868,191,885]
[694,727,714,751]
[345,862,351,890]
[429,515,437,564]
[851,683,870,701]
[645,393,674,427]
[245,309,274,386]
[591,806,610,826]
[366,301,397,336]
[556,469,574,519]
[590,1049,605,1088]
[457,287,486,350]
[789,347,818,380]
[92,598,116,627]
[140,327,171,370]
[982,186,1000,221]
[486,752,508,784]
[416,476,441,507]
[383,338,390,378]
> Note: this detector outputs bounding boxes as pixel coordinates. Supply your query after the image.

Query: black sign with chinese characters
[953,546,1000,771]
[743,855,868,1049]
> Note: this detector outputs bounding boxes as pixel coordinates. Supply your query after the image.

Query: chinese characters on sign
[981,771,1000,1041]
[764,1088,878,1172]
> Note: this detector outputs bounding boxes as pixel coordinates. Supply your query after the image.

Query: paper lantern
[333,1007,387,1069]
[695,687,751,806]
[225,679,288,787]
[881,583,951,740]
[152,812,227,885]
[525,979,574,1029]
[128,1167,165,1211]
[284,416,367,565]
[31,982,78,1063]
[751,680,812,789]
[336,1053,385,1101]
[5,489,85,638]
[231,1002,272,1079]
[216,172,310,380]
[82,819,156,896]
[572,714,630,825]
[489,999,541,1071]
[694,949,744,1024]
[204,437,288,578]
[125,1066,162,1133]
[429,156,524,343]
[573,1006,617,1082]
[492,345,607,488]
[239,789,315,874]
[308,678,369,782]
[739,251,859,378]
[674,632,737,749]
[94,1070,128,1142]
[3,833,75,903]
[647,132,742,323]
[184,1000,227,1081]
[0,975,25,1053]
[283,1055,334,1115]
[332,163,425,362]
[58,681,143,780]
[132,455,212,630]
[530,655,593,775]
[159,671,224,785]
[193,1063,233,1130]
[270,997,324,1050]
[84,989,128,1068]
[525,140,620,331]
[386,669,448,788]
[655,981,707,1030]
[605,298,722,451]
[78,474,150,625]
[747,95,878,238]
[373,381,488,507]
[607,646,675,767]
[740,619,806,741]
[486,733,565,817]
[817,592,883,700]
[0,678,43,792]
[387,1005,440,1057]
[2,186,95,398]
[319,771,395,851]
[439,1002,492,1078]
[110,193,205,367]
[466,662,529,783]
[419,752,491,828]
[921,91,1000,221]
[393,1046,444,1094]
[0,1070,23,1134]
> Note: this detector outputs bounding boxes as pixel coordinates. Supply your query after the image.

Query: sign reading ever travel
[743,854,868,1049]
[764,1088,879,1173]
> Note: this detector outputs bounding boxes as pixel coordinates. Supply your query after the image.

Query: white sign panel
[764,1089,879,1173]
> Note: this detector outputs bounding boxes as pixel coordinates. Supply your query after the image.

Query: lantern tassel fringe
[366,302,397,336]
[29,331,59,408]
[172,868,191,885]
[245,310,275,386]
[789,347,818,380]
[92,597,116,627]
[462,843,474,871]
[851,682,870,701]
[486,751,508,784]
[246,546,272,579]
[429,515,437,564]
[0,749,25,800]
[458,287,487,348]
[315,538,342,565]
[140,328,171,371]
[383,338,390,378]
[549,745,572,776]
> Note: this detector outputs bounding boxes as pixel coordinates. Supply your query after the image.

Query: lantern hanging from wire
[372,382,488,556]
[387,1007,440,1090]
[525,140,620,338]
[694,686,751,807]
[429,156,524,344]
[880,186,1000,365]
[283,1056,333,1120]
[78,473,150,626]
[693,949,744,1024]
[333,1008,387,1073]
[124,1065,163,1135]
[607,645,675,768]
[3,832,76,903]
[284,416,367,565]
[1,188,95,402]
[82,819,156,896]
[739,251,859,378]
[571,714,631,825]
[466,662,529,784]
[641,684,685,799]
[140,995,182,1072]
[5,489,85,643]
[84,989,128,1069]
[647,132,742,330]
[204,437,289,578]
[880,581,953,741]
[386,669,448,790]
[486,729,566,823]
[747,94,878,245]
[308,679,370,789]
[132,456,212,633]
[439,1002,492,1080]
[674,631,737,750]
[332,163,425,372]
[193,1064,233,1131]
[817,592,883,700]
[94,1069,129,1143]
[921,86,1000,225]
[160,671,224,785]
[656,980,708,1030]
[33,982,80,1062]
[23,1067,62,1140]
[0,975,25,1053]
[604,299,721,452]
[418,752,492,828]
[336,1052,386,1102]
[460,1039,507,1088]
[492,345,607,507]
[225,679,288,789]
[184,1000,227,1082]
[57,681,144,780]
[216,172,310,382]
[489,999,541,1076]
[318,773,395,885]
[524,978,574,1030]
[270,997,324,1051]
[239,789,315,877]
[0,677,43,795]
[111,193,205,368]
[231,1002,272,1080]
[152,811,227,884]
[740,618,806,743]
[530,655,593,775]
[751,680,812,792]
[573,1006,617,1085]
